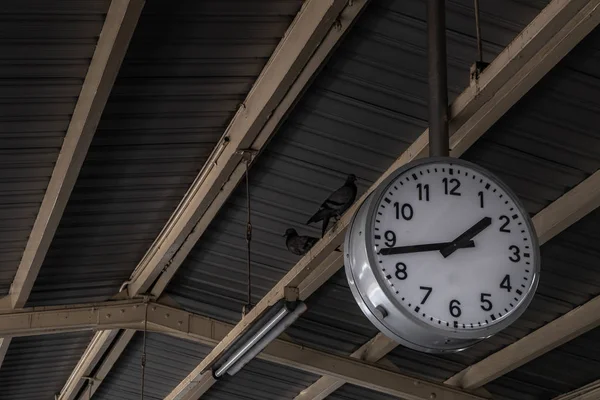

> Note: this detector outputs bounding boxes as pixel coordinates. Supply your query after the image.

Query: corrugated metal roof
[203,359,319,400]
[0,0,110,295]
[26,0,302,306]
[94,332,212,400]
[166,0,549,330]
[165,1,600,399]
[0,332,93,400]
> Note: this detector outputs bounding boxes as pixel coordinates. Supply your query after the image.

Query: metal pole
[427,0,449,157]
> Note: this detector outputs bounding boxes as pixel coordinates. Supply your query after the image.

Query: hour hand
[441,216,492,258]
[379,240,475,256]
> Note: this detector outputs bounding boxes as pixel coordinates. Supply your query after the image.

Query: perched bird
[307,174,357,238]
[284,228,319,256]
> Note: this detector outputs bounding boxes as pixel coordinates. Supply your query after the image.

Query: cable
[140,302,148,400]
[474,0,483,63]
[244,159,253,313]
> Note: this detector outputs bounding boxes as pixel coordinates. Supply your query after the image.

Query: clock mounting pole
[427,0,449,158]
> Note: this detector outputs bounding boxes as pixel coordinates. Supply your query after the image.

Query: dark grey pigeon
[307,174,357,238]
[284,228,319,256]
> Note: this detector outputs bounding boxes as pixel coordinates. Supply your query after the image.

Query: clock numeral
[395,262,407,280]
[443,178,461,196]
[419,286,432,304]
[509,245,521,262]
[384,231,396,247]
[480,293,493,311]
[500,274,512,292]
[417,183,430,201]
[499,215,511,233]
[394,202,413,220]
[478,191,484,208]
[449,299,462,317]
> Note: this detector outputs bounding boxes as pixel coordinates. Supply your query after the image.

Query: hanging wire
[474,0,483,63]
[244,159,253,313]
[140,302,148,400]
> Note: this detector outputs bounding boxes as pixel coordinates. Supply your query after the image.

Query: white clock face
[370,161,538,332]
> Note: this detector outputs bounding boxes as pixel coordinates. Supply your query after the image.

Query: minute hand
[379,240,474,256]
[440,216,492,258]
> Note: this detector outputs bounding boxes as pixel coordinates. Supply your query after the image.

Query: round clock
[345,157,540,353]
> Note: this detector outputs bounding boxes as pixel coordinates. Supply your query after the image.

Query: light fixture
[213,300,307,378]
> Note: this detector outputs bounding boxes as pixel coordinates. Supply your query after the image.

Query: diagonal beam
[553,379,600,400]
[59,1,369,398]
[0,299,486,400]
[6,0,145,310]
[166,0,600,398]
[125,0,353,298]
[296,169,600,399]
[0,0,144,378]
[442,175,600,390]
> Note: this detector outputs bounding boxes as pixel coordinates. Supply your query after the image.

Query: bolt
[414,381,419,386]
[374,305,388,320]
[133,305,138,309]
[430,393,437,399]
[106,314,111,319]
[152,306,157,311]
[165,313,170,319]
[120,309,125,314]
[178,321,183,326]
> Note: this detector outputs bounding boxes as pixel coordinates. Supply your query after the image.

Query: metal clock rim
[362,156,541,339]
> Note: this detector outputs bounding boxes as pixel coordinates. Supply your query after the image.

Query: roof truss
[0,0,144,374]
[57,1,371,398]
[0,299,486,400]
[297,168,600,399]
[167,0,600,397]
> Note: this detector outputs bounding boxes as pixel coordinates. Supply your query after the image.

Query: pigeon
[284,228,319,256]
[307,174,357,238]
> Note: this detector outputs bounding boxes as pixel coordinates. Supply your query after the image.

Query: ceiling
[2,0,600,399]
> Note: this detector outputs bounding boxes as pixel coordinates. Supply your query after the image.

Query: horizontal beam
[0,299,485,400]
[170,0,600,397]
[0,300,147,337]
[7,0,145,310]
[60,0,362,397]
[444,170,600,389]
[554,379,600,400]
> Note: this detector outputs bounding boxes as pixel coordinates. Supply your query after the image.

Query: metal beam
[553,379,600,400]
[0,300,486,400]
[443,171,600,389]
[6,0,145,310]
[125,0,353,298]
[59,1,369,398]
[0,338,10,373]
[166,0,600,398]
[58,330,120,400]
[0,299,147,337]
[295,168,600,399]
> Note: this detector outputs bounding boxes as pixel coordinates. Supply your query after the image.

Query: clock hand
[440,216,492,258]
[379,240,475,256]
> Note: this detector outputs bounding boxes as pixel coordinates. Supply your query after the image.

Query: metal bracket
[470,61,490,84]
[284,286,300,302]
[242,303,253,316]
[82,376,99,384]
[235,148,258,163]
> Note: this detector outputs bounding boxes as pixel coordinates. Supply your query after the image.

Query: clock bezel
[346,157,540,351]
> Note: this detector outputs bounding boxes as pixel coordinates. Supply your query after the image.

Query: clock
[345,157,540,353]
